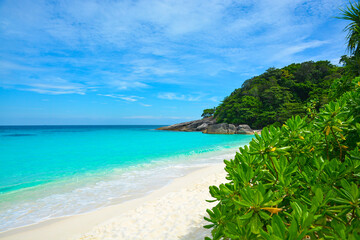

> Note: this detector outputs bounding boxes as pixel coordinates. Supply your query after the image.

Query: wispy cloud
[157,92,202,101]
[271,40,329,61]
[0,60,46,72]
[130,59,180,76]
[0,0,349,124]
[0,0,347,93]
[10,77,88,95]
[209,96,220,102]
[139,103,152,107]
[98,94,143,102]
[20,88,84,95]
[107,81,149,90]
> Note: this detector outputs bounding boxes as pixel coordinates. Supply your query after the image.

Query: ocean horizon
[0,125,253,232]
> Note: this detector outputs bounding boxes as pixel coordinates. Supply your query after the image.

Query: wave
[0,145,241,233]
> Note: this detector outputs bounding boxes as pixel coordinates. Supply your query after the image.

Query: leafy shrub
[204,78,360,239]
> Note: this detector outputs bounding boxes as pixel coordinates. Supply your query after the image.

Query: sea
[0,125,253,232]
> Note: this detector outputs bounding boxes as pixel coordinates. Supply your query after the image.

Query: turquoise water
[0,125,253,232]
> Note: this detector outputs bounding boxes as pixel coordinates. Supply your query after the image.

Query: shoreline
[0,163,229,240]
[0,143,247,234]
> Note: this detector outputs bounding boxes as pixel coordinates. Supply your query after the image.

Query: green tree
[202,108,216,118]
[340,54,360,78]
[213,61,342,129]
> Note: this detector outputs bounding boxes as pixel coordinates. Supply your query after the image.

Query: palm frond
[338,1,360,56]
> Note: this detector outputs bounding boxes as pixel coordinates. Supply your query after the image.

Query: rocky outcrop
[196,123,209,131]
[157,118,256,135]
[204,123,229,134]
[156,118,216,132]
[236,124,253,134]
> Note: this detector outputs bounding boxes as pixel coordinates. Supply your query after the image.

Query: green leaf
[315,188,323,204]
[250,214,262,234]
[260,228,271,240]
[303,213,314,229]
[290,202,302,216]
[226,222,238,234]
[204,224,215,229]
[234,199,252,208]
[288,218,298,240]
[259,210,271,220]
[272,215,285,239]
[238,210,254,220]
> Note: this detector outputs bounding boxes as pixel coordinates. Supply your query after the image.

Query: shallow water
[0,125,253,232]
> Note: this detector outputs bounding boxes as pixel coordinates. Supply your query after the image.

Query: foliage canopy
[202,108,216,118]
[204,78,360,239]
[213,61,342,129]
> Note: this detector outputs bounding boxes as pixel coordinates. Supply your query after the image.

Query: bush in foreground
[204,78,360,239]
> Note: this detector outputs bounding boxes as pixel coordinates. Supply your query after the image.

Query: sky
[0,0,350,125]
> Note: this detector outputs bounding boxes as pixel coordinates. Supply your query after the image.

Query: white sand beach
[0,164,227,240]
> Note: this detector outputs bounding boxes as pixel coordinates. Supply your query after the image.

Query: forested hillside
[204,61,343,129]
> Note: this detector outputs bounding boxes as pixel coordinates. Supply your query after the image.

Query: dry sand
[0,164,227,240]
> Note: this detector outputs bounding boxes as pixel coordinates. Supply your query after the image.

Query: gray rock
[236,124,254,134]
[185,121,207,131]
[204,123,232,134]
[156,117,215,131]
[196,123,208,131]
[228,124,236,134]
[157,118,255,135]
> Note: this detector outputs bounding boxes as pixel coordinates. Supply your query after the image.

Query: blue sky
[0,0,350,125]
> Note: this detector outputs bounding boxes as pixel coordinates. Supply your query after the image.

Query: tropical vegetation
[202,107,216,118]
[203,61,343,129]
[204,1,360,239]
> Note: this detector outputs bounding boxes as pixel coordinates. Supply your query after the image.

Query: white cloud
[0,60,46,72]
[10,77,87,95]
[108,81,149,90]
[272,40,329,61]
[139,103,152,107]
[209,96,220,102]
[157,92,202,101]
[21,88,85,95]
[0,0,348,97]
[158,92,185,100]
[0,0,344,55]
[98,94,143,102]
[130,59,180,76]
